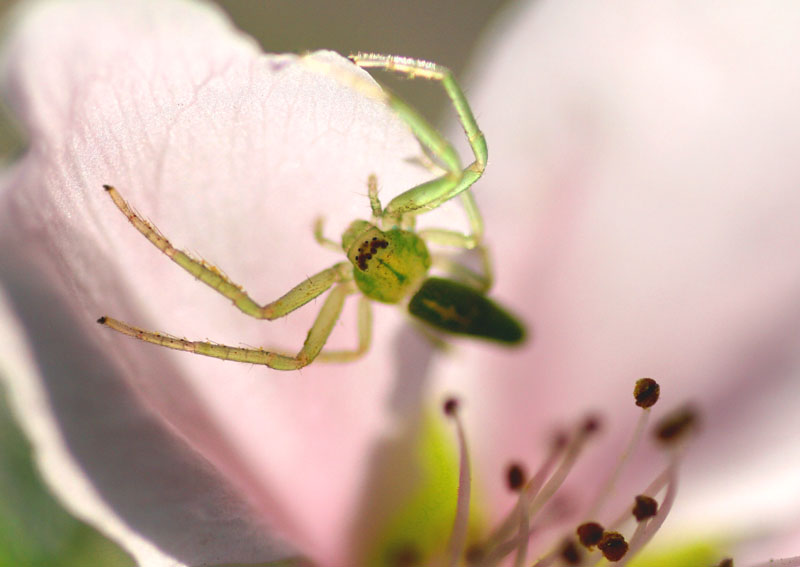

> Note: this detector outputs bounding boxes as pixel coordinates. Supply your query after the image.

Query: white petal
[0,0,440,563]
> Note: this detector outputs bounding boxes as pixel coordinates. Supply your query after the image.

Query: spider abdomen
[408,277,525,344]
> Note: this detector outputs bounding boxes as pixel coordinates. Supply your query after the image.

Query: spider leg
[315,294,373,363]
[420,191,493,292]
[349,53,487,219]
[98,282,355,371]
[313,217,342,252]
[103,184,352,319]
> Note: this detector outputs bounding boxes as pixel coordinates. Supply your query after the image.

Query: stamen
[506,463,526,492]
[559,538,584,566]
[631,495,658,522]
[482,430,570,559]
[444,397,459,417]
[654,405,698,445]
[597,531,629,562]
[508,464,530,567]
[586,379,660,518]
[464,545,485,565]
[432,382,797,567]
[478,420,597,567]
[443,397,471,567]
[488,416,604,565]
[618,457,681,565]
[633,378,660,409]
[526,415,602,521]
[576,522,605,549]
[388,544,422,567]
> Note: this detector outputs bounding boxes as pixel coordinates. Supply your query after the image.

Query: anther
[633,378,660,409]
[506,463,526,492]
[576,522,604,548]
[552,430,569,451]
[715,559,733,567]
[581,414,602,435]
[443,397,459,417]
[654,405,698,445]
[632,495,658,521]
[559,538,584,566]
[464,545,485,565]
[597,531,628,562]
[388,543,422,567]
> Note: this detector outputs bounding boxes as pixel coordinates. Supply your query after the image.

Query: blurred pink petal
[0,287,294,565]
[0,0,440,564]
[435,0,800,550]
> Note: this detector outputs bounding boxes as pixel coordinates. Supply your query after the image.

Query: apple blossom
[1,0,800,566]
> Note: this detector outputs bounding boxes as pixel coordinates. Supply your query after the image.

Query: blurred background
[0,0,516,565]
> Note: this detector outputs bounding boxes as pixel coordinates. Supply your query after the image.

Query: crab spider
[97,53,525,370]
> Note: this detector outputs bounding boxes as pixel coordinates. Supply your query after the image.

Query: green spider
[97,53,525,370]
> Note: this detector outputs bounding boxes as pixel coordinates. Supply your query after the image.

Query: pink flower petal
[436,0,800,540]
[1,0,441,564]
[0,288,295,566]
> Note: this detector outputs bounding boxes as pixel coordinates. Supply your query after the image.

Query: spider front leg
[102,185,351,318]
[98,184,364,370]
[349,53,488,219]
[98,281,359,370]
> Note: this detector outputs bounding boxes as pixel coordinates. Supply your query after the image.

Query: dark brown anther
[716,559,734,567]
[598,531,628,562]
[559,538,584,565]
[443,397,459,417]
[552,430,569,451]
[576,522,605,548]
[387,543,421,567]
[464,544,485,565]
[581,414,602,435]
[633,378,660,408]
[654,405,699,444]
[632,494,659,521]
[506,463,526,492]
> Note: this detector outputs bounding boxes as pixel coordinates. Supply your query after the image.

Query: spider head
[343,222,431,304]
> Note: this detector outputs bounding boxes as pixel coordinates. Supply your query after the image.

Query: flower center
[360,379,800,567]
[430,379,800,567]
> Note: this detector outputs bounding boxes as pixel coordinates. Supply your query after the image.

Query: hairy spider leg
[102,186,352,320]
[316,294,373,363]
[350,54,493,290]
[367,173,383,220]
[314,175,383,249]
[419,190,493,293]
[349,53,488,219]
[99,282,357,370]
[98,185,369,370]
